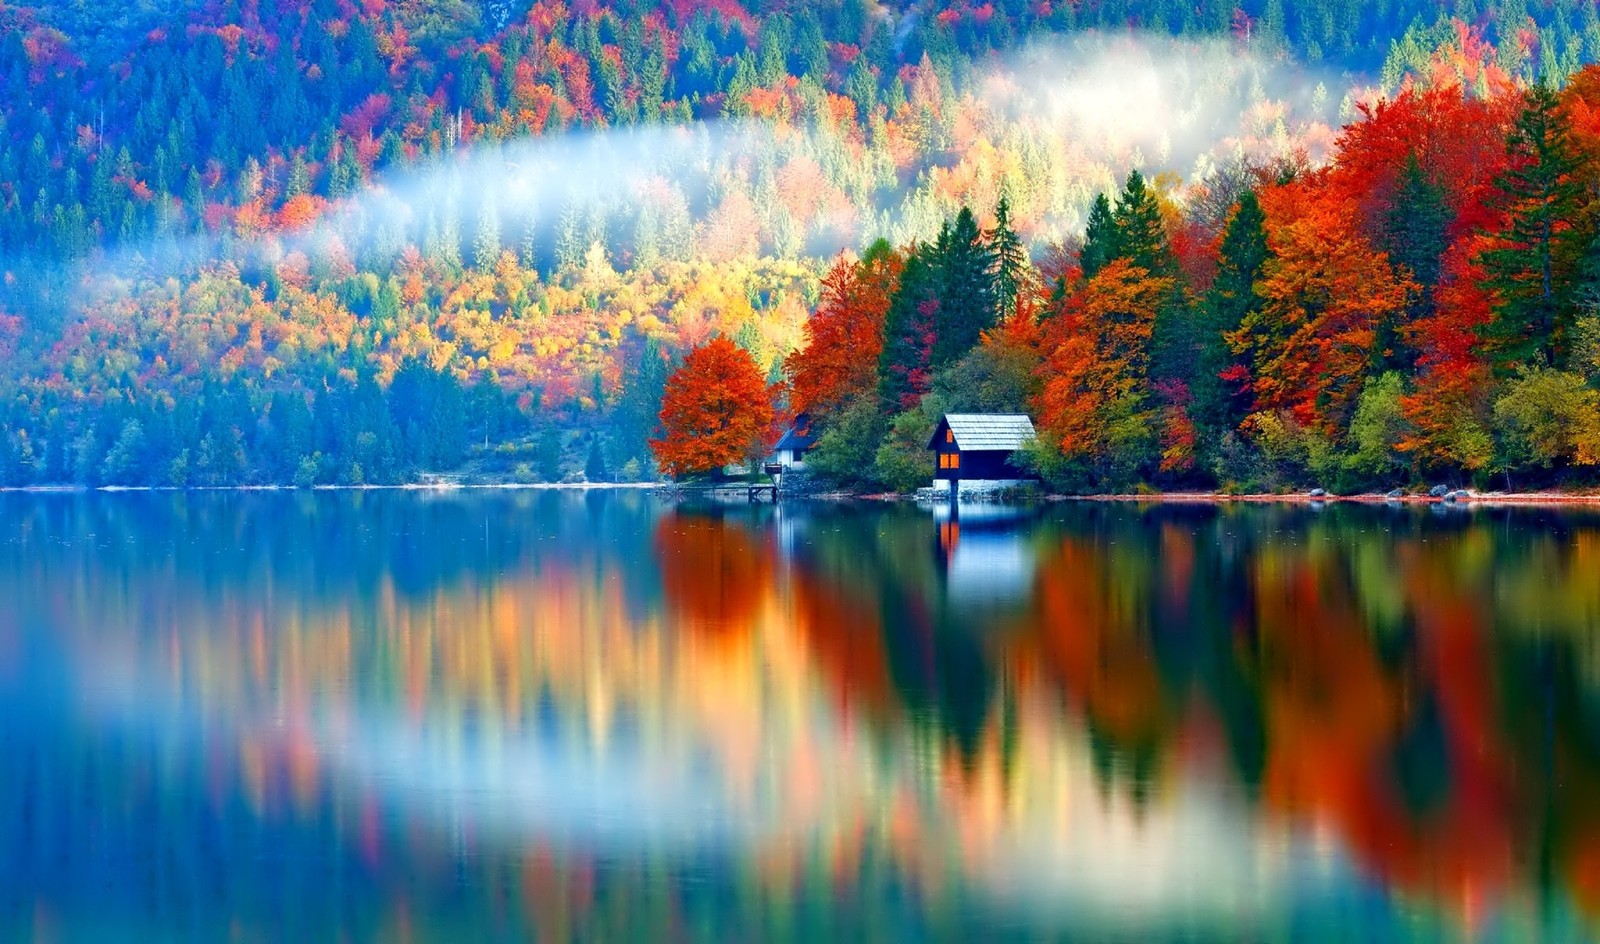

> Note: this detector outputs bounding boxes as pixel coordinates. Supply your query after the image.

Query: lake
[3,490,1600,941]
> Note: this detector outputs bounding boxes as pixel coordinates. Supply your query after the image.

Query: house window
[946,430,954,443]
[938,454,949,469]
[948,452,960,470]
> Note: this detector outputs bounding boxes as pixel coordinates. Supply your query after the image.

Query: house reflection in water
[932,500,1038,609]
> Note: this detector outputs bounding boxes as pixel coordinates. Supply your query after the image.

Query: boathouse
[926,413,1038,495]
[772,413,817,471]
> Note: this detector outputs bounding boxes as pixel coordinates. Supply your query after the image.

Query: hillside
[2,0,1600,487]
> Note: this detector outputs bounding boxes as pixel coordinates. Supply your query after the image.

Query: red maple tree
[786,251,899,419]
[651,336,779,478]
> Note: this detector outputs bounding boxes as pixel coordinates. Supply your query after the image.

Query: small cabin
[772,413,817,471]
[926,413,1038,494]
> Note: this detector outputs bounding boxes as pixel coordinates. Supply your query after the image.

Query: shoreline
[6,484,1600,509]
[0,482,663,494]
[1053,491,1600,508]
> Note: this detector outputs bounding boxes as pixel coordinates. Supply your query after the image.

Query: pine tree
[1480,83,1588,370]
[1111,170,1175,278]
[1195,191,1270,432]
[287,152,312,198]
[990,193,1027,321]
[1080,193,1117,279]
[879,249,938,411]
[473,202,501,270]
[618,337,670,463]
[1381,153,1449,373]
[585,435,609,482]
[929,206,998,368]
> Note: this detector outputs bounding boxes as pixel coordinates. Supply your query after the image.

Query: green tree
[929,206,999,368]
[1195,190,1270,432]
[1480,83,1588,371]
[1111,170,1175,278]
[874,400,943,493]
[1493,367,1600,468]
[1080,192,1117,279]
[879,249,938,411]
[537,427,565,482]
[617,338,671,465]
[474,201,501,270]
[1382,153,1449,373]
[585,434,609,482]
[1345,372,1413,482]
[807,396,886,487]
[990,193,1027,320]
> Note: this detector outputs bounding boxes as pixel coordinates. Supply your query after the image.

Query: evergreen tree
[1195,190,1271,432]
[990,192,1027,320]
[1080,192,1117,279]
[1381,153,1449,373]
[878,248,939,411]
[585,434,610,482]
[537,427,565,482]
[929,206,998,368]
[617,337,671,464]
[1480,83,1588,370]
[1110,170,1175,277]
[474,202,502,270]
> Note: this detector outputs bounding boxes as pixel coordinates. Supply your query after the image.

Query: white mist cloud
[65,32,1360,312]
[985,34,1345,163]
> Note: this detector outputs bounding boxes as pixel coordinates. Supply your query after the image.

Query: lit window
[949,452,960,469]
[946,430,954,443]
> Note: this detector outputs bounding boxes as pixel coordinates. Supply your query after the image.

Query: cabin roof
[927,413,1037,452]
[775,414,817,451]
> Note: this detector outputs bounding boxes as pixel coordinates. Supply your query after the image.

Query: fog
[57,32,1361,314]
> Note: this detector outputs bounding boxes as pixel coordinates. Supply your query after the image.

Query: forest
[767,68,1600,494]
[3,0,1600,488]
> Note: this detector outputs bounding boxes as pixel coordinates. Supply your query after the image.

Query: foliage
[1345,372,1414,480]
[806,396,886,489]
[1479,84,1593,371]
[1234,175,1414,437]
[1033,260,1169,488]
[874,400,944,495]
[787,250,897,420]
[7,4,1600,489]
[651,336,777,478]
[1492,367,1600,468]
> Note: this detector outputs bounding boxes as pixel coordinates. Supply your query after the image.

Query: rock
[1450,489,1473,503]
[1385,489,1404,500]
[1429,485,1450,498]
[1308,488,1327,498]
[1442,490,1459,503]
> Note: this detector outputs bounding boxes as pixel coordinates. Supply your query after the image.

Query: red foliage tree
[1034,259,1171,466]
[786,251,899,418]
[651,336,778,478]
[1233,177,1413,435]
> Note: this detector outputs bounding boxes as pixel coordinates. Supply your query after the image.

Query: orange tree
[786,249,900,420]
[1033,259,1172,482]
[651,336,779,478]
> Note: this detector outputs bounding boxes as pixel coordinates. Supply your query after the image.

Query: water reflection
[3,492,1600,939]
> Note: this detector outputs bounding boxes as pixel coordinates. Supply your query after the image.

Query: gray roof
[775,424,817,452]
[929,414,1037,452]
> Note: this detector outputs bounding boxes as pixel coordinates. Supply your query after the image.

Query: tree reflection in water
[2,492,1600,939]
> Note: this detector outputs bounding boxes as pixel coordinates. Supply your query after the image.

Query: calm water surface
[3,491,1600,941]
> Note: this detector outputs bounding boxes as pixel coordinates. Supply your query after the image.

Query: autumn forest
[6,0,1600,490]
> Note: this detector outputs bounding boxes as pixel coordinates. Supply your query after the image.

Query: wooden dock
[656,482,779,503]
